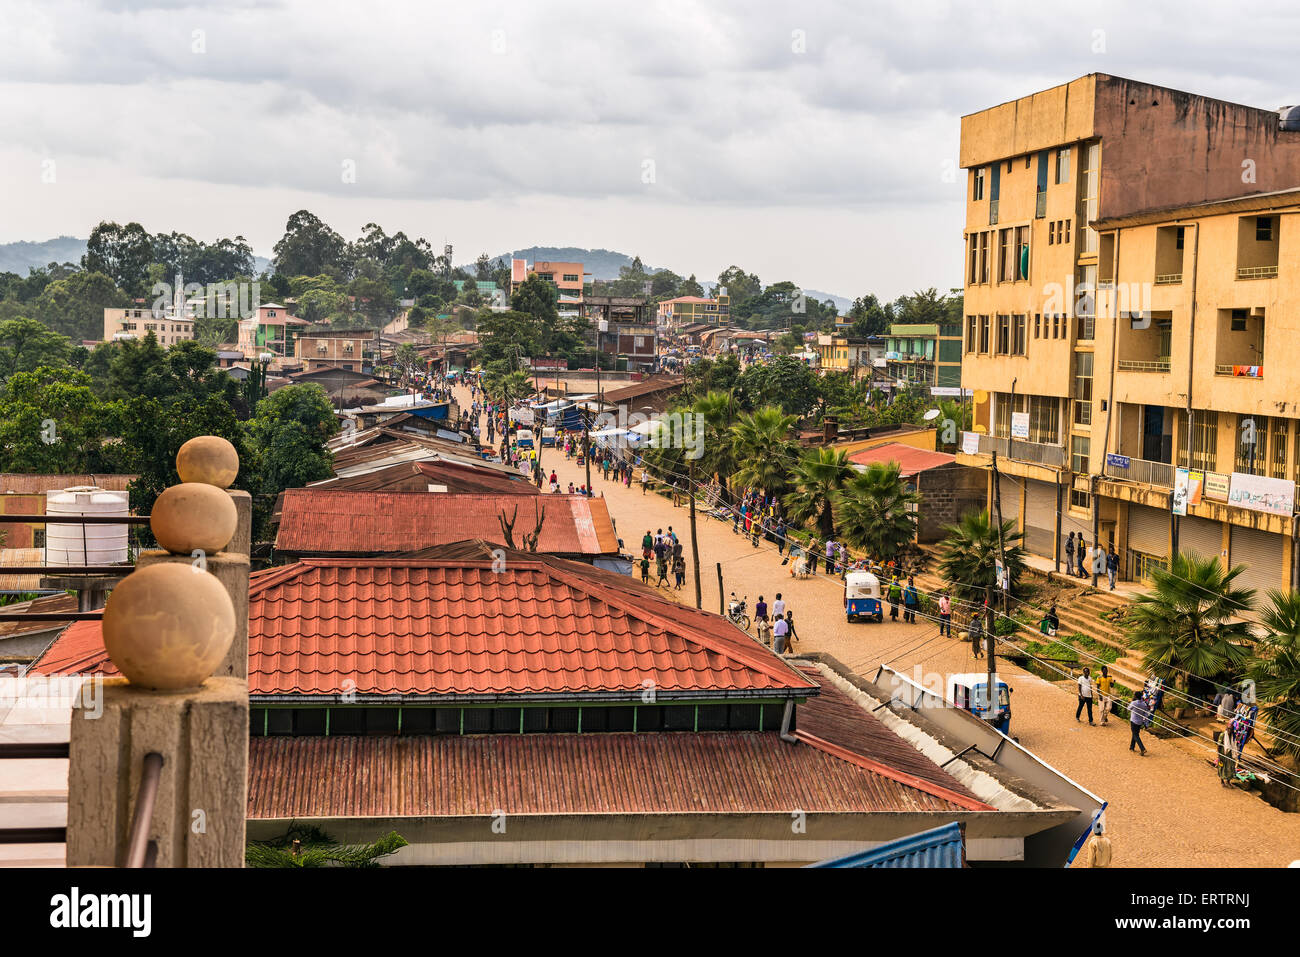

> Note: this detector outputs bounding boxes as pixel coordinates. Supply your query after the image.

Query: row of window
[965,312,1095,355]
[249,703,790,737]
[1047,219,1073,245]
[967,226,1031,285]
[971,147,1072,202]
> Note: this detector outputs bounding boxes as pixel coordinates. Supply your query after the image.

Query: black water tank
[1279,105,1300,131]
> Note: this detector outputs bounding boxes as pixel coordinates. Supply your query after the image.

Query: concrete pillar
[227,490,252,558]
[137,550,249,680]
[66,676,248,867]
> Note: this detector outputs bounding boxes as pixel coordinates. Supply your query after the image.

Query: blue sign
[1106,453,1130,469]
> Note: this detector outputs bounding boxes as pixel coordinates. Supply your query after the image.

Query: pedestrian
[772,614,790,654]
[903,576,919,624]
[755,595,768,625]
[674,556,686,590]
[656,554,670,587]
[756,614,772,647]
[1129,694,1152,754]
[1065,531,1076,577]
[1106,547,1119,590]
[783,611,799,650]
[639,555,650,584]
[1084,821,1113,868]
[938,591,951,637]
[640,471,650,495]
[1217,727,1237,786]
[1096,665,1114,725]
[806,540,819,577]
[968,607,985,658]
[887,579,902,621]
[772,592,785,620]
[1076,667,1096,725]
[776,519,787,556]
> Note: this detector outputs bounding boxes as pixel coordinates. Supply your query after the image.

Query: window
[1052,314,1060,339]
[978,232,989,283]
[1015,226,1030,280]
[1029,396,1059,444]
[966,315,977,352]
[1074,351,1093,425]
[1064,219,1071,244]
[1049,222,1056,245]
[973,167,986,201]
[34,529,46,549]
[1071,435,1091,474]
[1257,217,1273,242]
[1178,411,1219,472]
[978,315,990,353]
[999,229,1014,282]
[969,234,979,285]
[563,273,580,283]
[1081,143,1100,253]
[996,314,1011,354]
[1175,226,1185,250]
[1071,488,1091,509]
[1056,147,1071,185]
[1230,309,1247,332]
[1034,314,1041,338]
[1012,315,1027,355]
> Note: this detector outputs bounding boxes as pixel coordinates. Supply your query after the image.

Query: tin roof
[848,442,956,477]
[807,822,965,868]
[29,619,118,676]
[0,474,136,494]
[274,490,618,556]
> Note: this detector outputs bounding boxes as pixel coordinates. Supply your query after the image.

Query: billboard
[1227,472,1295,516]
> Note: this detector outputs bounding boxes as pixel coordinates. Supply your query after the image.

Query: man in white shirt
[772,593,786,619]
[1075,667,1095,725]
[772,616,790,654]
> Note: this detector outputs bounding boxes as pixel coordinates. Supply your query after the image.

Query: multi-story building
[102,303,196,346]
[510,259,588,300]
[956,73,1300,588]
[295,327,378,373]
[237,303,308,357]
[815,333,881,377]
[583,296,657,371]
[884,324,963,389]
[656,294,730,327]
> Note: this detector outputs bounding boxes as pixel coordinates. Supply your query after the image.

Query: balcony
[1154,273,1182,285]
[1117,358,1171,373]
[1103,456,1174,487]
[975,433,1066,468]
[1216,363,1263,378]
[1237,265,1278,280]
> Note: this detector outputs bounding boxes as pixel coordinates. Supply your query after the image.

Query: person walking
[1065,531,1077,577]
[640,470,650,495]
[1076,667,1096,725]
[938,591,952,637]
[887,579,902,621]
[673,555,686,590]
[639,554,650,584]
[772,593,786,620]
[1084,821,1113,868]
[772,614,790,654]
[754,595,768,627]
[1096,665,1114,725]
[903,577,919,624]
[968,606,985,659]
[655,553,670,588]
[806,540,819,577]
[783,611,799,651]
[1129,694,1153,755]
[1217,727,1237,786]
[1106,547,1119,590]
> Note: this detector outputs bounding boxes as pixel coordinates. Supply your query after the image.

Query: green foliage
[716,265,761,306]
[246,824,408,868]
[272,210,351,279]
[1250,590,1300,761]
[82,221,154,296]
[243,384,337,536]
[835,461,920,562]
[0,317,72,383]
[0,366,122,473]
[938,509,1027,606]
[735,355,821,417]
[782,447,851,540]
[731,406,798,498]
[33,270,128,341]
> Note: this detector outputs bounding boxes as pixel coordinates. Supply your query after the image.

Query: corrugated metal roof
[247,732,977,819]
[807,822,965,868]
[848,442,956,477]
[274,490,619,556]
[247,558,817,697]
[0,593,78,640]
[29,619,118,676]
[0,548,46,591]
[0,474,136,494]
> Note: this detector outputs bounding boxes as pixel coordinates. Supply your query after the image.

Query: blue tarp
[806,822,963,868]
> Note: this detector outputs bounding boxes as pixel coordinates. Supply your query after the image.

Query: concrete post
[227,489,252,558]
[136,549,249,681]
[66,676,248,867]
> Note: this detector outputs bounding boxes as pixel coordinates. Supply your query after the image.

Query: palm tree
[693,390,740,503]
[1127,554,1255,719]
[246,825,408,868]
[1250,589,1300,764]
[731,405,797,499]
[836,461,920,562]
[783,447,851,541]
[938,509,1026,606]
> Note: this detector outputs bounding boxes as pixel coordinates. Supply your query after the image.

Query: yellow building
[815,333,878,374]
[956,74,1300,591]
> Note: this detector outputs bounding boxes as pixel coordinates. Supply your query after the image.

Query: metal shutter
[1229,525,1285,595]
[1127,504,1169,556]
[1178,515,1222,563]
[1023,479,1057,559]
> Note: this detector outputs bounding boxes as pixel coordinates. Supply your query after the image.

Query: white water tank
[45,487,130,566]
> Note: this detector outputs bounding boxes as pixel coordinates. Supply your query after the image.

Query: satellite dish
[923,408,942,421]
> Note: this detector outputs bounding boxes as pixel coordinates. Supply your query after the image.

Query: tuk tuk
[844,570,883,622]
[515,428,535,451]
[541,426,558,447]
[947,673,1012,736]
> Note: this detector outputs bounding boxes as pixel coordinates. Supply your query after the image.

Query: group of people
[639,528,688,591]
[1063,531,1121,591]
[751,593,799,654]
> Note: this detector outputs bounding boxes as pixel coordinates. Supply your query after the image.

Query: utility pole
[689,459,702,609]
[716,562,724,616]
[991,450,1009,618]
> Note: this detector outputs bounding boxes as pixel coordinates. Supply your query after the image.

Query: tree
[938,509,1027,608]
[35,270,128,341]
[731,406,797,499]
[348,276,398,324]
[1128,554,1256,719]
[243,384,337,536]
[736,355,821,417]
[0,366,120,473]
[836,462,920,562]
[892,287,963,326]
[680,274,705,297]
[481,368,533,406]
[847,293,893,338]
[783,447,851,541]
[1250,590,1300,763]
[716,265,761,307]
[693,390,741,502]
[0,317,72,383]
[83,221,154,296]
[272,210,350,279]
[246,824,407,868]
[511,273,559,327]
[296,288,348,324]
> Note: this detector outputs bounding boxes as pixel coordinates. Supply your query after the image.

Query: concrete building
[294,327,378,373]
[237,303,308,357]
[102,304,195,346]
[884,324,963,389]
[510,259,588,300]
[956,74,1300,586]
[656,294,730,327]
[815,333,882,377]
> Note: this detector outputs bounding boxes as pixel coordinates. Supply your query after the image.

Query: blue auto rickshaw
[845,571,884,622]
[947,673,1013,736]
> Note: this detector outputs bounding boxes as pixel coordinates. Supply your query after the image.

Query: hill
[0,236,87,274]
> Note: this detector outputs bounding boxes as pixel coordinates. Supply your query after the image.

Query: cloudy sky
[2,0,1298,298]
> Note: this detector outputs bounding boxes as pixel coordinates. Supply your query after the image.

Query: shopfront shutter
[1229,525,1286,595]
[1178,515,1222,563]
[1023,479,1058,559]
[1126,504,1169,557]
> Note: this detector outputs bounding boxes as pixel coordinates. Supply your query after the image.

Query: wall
[917,464,987,542]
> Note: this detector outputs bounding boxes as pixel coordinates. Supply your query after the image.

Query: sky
[2,0,1299,300]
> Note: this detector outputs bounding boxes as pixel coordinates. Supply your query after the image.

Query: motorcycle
[726,593,751,631]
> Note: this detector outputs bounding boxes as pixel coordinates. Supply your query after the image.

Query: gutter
[779,698,799,745]
[249,687,818,706]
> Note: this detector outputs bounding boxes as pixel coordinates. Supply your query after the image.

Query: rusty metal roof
[274,490,619,556]
[29,619,118,676]
[0,474,136,494]
[247,731,986,819]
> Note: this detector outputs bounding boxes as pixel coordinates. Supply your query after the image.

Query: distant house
[294,327,378,373]
[237,303,309,358]
[656,294,729,327]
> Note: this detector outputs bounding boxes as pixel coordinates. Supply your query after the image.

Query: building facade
[237,303,308,357]
[656,294,730,327]
[102,305,195,346]
[956,73,1300,588]
[884,324,962,388]
[294,327,378,373]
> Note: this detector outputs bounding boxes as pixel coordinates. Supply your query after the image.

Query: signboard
[510,407,535,426]
[1228,472,1296,516]
[1010,412,1030,440]
[1105,452,1130,469]
[960,431,980,455]
[1172,467,1205,516]
[929,387,972,397]
[1204,471,1230,502]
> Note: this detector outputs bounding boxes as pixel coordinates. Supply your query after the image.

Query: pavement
[459,385,1300,867]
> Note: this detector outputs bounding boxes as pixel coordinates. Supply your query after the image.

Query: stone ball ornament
[150,482,237,555]
[102,563,236,690]
[176,435,239,488]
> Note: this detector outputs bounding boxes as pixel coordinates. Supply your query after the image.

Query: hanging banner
[1172,467,1189,516]
[1010,412,1030,439]
[1228,472,1296,516]
[1204,471,1230,501]
[960,431,981,455]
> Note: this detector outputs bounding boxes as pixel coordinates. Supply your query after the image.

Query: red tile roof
[275,490,617,556]
[247,558,817,698]
[848,442,956,477]
[247,730,986,820]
